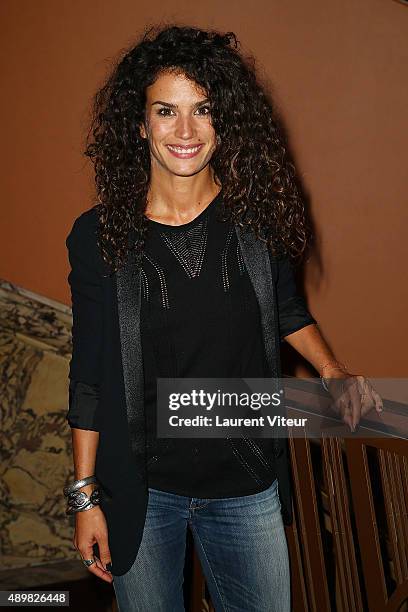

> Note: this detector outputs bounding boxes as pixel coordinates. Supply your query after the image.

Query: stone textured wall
[0,279,77,570]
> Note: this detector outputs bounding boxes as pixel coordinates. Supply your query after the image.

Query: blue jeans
[112,478,290,611]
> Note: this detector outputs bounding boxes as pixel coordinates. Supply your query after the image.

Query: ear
[139,122,147,139]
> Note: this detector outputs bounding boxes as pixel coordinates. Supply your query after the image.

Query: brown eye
[157,107,174,116]
[196,106,211,116]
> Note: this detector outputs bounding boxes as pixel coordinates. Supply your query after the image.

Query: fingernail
[106,562,112,572]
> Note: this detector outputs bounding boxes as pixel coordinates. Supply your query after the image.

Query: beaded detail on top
[142,252,170,309]
[159,216,209,279]
[236,241,246,276]
[141,198,249,311]
[221,226,235,292]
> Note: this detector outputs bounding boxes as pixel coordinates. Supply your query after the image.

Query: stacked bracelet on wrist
[63,475,101,515]
[319,360,349,392]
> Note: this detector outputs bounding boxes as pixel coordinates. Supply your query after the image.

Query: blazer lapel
[234,225,280,378]
[235,225,282,457]
[116,249,146,462]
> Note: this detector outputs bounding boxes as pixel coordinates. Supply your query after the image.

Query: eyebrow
[151,99,210,108]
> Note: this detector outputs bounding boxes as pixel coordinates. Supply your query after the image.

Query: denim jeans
[112,477,290,611]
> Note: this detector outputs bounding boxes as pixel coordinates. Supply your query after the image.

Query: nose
[174,113,195,140]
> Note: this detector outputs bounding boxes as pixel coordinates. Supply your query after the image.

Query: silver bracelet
[66,488,100,515]
[321,376,329,392]
[63,475,98,497]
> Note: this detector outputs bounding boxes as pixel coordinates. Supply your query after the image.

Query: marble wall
[0,279,78,570]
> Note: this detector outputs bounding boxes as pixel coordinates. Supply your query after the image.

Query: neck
[145,164,221,225]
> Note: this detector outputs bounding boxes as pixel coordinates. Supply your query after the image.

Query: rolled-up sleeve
[66,215,103,431]
[68,380,101,430]
[272,255,317,341]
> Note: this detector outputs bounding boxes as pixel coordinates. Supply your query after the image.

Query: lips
[166,144,204,158]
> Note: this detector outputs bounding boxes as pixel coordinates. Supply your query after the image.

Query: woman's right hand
[73,500,113,584]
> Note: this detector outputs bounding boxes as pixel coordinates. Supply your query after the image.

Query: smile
[166,144,204,158]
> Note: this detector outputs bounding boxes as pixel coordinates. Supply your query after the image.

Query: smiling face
[140,71,217,178]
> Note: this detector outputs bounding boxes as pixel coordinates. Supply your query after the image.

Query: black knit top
[140,192,314,498]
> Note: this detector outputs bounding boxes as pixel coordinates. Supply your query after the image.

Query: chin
[165,160,209,177]
[170,167,206,178]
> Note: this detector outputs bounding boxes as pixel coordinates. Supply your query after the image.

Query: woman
[64,25,383,611]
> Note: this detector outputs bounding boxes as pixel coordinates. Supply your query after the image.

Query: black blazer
[66,205,316,576]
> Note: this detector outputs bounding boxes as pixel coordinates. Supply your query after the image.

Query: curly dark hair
[85,24,312,273]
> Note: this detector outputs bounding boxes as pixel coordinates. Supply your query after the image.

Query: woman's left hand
[325,373,384,432]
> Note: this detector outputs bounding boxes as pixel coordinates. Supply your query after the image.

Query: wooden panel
[189,429,408,611]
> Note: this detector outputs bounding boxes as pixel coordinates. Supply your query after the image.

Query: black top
[141,192,304,497]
